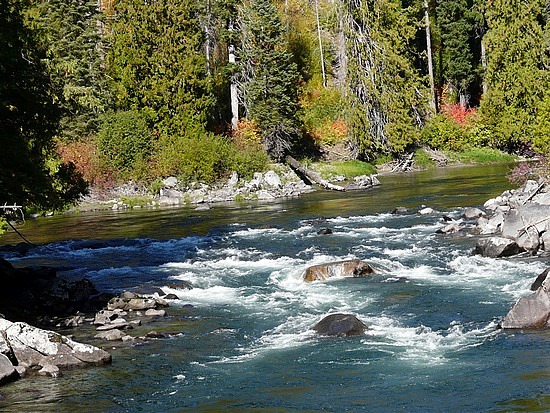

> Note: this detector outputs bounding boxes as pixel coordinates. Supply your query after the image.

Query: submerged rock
[303,259,375,282]
[312,314,367,337]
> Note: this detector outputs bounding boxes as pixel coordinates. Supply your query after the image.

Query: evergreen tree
[237,0,301,161]
[107,0,214,137]
[0,0,86,210]
[436,0,477,107]
[481,0,549,151]
[27,0,110,140]
[342,0,427,159]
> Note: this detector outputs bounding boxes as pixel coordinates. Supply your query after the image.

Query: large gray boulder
[0,318,111,370]
[500,275,550,329]
[0,354,18,385]
[304,259,375,282]
[312,314,367,337]
[474,237,521,258]
[500,204,550,240]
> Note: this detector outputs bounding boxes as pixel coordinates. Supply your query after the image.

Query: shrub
[56,137,115,189]
[421,114,467,151]
[413,148,436,168]
[533,94,550,155]
[300,86,347,146]
[96,110,152,180]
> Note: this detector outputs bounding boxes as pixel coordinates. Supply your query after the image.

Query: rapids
[0,164,548,412]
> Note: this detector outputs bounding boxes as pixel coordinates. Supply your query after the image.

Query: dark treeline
[1,0,549,214]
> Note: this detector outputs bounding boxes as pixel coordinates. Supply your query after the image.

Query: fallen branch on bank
[285,155,346,191]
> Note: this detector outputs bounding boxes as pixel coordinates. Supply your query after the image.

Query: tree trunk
[424,0,437,113]
[285,156,345,191]
[315,0,327,88]
[229,43,239,130]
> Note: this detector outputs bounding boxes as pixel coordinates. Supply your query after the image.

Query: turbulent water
[0,164,549,412]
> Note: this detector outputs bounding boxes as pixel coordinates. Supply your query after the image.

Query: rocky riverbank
[76,166,380,213]
[470,179,550,329]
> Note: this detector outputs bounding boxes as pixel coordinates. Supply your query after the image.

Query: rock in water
[531,268,549,291]
[501,275,550,329]
[304,260,375,282]
[474,237,521,258]
[312,314,367,337]
[0,354,18,385]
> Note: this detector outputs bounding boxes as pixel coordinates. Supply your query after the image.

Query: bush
[533,94,550,155]
[96,110,152,180]
[421,114,467,151]
[300,85,347,146]
[56,137,115,189]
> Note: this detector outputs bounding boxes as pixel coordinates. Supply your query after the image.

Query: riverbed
[0,164,549,412]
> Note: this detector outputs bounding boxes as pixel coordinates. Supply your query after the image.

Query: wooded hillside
[1,0,549,210]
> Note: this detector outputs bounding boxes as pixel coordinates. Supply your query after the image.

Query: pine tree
[27,0,110,141]
[107,0,214,137]
[237,0,301,161]
[342,0,427,159]
[0,0,86,209]
[481,0,549,151]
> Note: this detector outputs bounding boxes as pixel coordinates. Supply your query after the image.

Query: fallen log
[285,155,345,191]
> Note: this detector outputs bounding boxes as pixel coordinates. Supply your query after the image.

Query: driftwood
[285,156,346,191]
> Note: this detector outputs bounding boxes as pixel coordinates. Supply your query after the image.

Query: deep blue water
[0,164,549,412]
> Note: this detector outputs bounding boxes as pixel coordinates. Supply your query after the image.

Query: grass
[120,196,153,208]
[314,159,377,179]
[448,147,516,164]
[413,148,436,168]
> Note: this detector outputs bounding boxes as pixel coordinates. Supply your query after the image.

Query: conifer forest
[1,0,549,211]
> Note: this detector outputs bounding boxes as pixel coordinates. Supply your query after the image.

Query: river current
[0,164,549,412]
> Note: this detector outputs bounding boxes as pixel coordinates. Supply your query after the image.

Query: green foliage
[533,93,550,155]
[0,0,87,211]
[450,147,516,164]
[480,0,549,150]
[300,83,346,146]
[413,148,436,169]
[25,0,110,141]
[238,0,302,161]
[329,160,377,177]
[107,0,214,138]
[0,217,8,237]
[154,132,268,185]
[120,196,153,208]
[436,0,481,106]
[344,0,426,159]
[96,111,152,180]
[420,114,468,151]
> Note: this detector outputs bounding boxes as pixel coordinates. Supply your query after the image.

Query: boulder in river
[303,259,375,282]
[500,273,550,329]
[462,207,486,220]
[473,237,521,258]
[312,313,367,337]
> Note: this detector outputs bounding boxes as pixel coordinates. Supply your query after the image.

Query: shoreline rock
[500,269,550,329]
[475,179,550,257]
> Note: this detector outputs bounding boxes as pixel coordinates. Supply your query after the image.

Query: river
[0,164,549,412]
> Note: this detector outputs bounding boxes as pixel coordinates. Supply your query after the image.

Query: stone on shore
[462,207,486,220]
[312,314,367,337]
[303,260,375,282]
[0,317,111,385]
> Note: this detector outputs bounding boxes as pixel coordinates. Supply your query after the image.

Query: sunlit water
[0,164,549,412]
